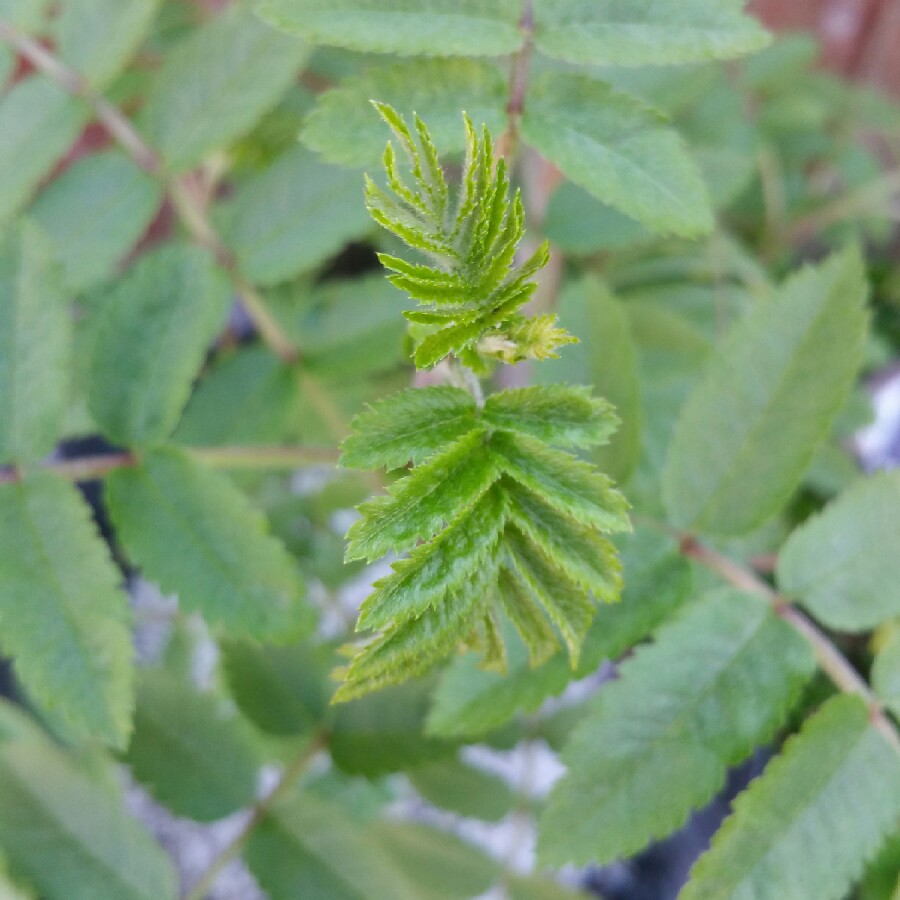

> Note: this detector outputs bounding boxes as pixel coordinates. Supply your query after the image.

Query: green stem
[0,446,339,485]
[184,731,329,900]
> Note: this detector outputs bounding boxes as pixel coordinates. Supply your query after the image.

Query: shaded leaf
[0,224,69,465]
[0,474,133,748]
[0,701,176,900]
[302,59,506,167]
[30,150,162,293]
[0,78,88,228]
[88,244,229,448]
[56,0,160,89]
[216,146,371,286]
[106,448,311,640]
[126,670,261,821]
[140,6,308,171]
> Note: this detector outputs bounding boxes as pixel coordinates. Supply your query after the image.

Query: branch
[0,19,161,174]
[0,445,339,485]
[184,730,329,900]
[677,534,900,753]
[497,0,534,163]
[0,18,302,366]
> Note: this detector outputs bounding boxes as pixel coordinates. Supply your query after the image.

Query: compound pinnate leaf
[126,670,261,821]
[427,528,690,739]
[521,74,713,238]
[215,145,372,286]
[357,486,506,631]
[777,471,900,631]
[483,384,618,450]
[0,224,69,465]
[490,430,630,534]
[663,247,869,536]
[302,60,507,167]
[55,0,160,89]
[106,448,311,641]
[88,243,230,448]
[341,387,477,471]
[345,428,498,563]
[0,474,134,749]
[0,77,89,229]
[538,277,643,482]
[532,0,770,67]
[257,0,523,58]
[681,695,900,900]
[140,6,309,172]
[0,701,177,900]
[539,590,815,866]
[30,150,162,294]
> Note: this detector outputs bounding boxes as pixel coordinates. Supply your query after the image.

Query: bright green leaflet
[532,0,770,67]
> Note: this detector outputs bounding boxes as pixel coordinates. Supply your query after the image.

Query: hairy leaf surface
[341,387,477,471]
[427,528,690,737]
